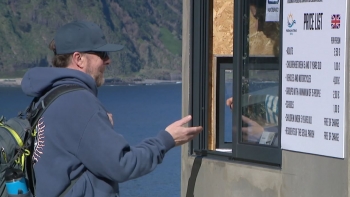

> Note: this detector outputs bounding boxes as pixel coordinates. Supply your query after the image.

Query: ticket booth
[181,0,349,196]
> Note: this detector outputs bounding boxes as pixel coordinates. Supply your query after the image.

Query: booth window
[190,0,282,165]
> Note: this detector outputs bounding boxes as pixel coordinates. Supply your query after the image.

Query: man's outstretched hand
[165,115,203,146]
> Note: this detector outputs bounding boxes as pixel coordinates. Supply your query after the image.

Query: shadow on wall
[186,151,206,197]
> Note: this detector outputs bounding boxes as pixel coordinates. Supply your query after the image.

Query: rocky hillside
[0,0,182,81]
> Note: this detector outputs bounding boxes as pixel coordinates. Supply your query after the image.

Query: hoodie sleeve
[76,108,175,182]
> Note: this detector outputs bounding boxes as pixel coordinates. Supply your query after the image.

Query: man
[21,20,202,197]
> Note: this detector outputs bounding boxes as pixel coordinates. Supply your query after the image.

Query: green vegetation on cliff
[0,0,182,81]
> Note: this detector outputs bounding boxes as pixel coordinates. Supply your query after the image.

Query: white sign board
[266,0,280,22]
[282,0,347,158]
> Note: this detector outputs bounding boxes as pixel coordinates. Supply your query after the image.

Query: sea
[0,84,182,197]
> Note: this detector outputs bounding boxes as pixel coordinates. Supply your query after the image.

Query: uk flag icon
[331,14,341,29]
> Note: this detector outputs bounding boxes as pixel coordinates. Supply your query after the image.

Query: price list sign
[282,0,347,158]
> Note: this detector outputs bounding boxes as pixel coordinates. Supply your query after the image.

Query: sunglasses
[85,51,109,60]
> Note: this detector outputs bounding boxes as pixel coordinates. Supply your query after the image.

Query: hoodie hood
[21,67,98,97]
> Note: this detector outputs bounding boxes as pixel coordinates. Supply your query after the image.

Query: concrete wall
[181,0,350,196]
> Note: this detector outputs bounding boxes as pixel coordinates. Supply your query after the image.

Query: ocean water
[0,84,182,197]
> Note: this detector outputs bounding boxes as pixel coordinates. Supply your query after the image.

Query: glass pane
[249,0,280,57]
[224,70,233,142]
[240,0,280,146]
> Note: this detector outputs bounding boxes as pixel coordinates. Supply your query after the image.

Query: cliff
[0,0,182,81]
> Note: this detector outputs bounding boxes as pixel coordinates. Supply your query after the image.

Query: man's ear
[72,52,84,69]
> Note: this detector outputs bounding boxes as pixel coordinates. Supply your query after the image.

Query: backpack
[0,85,84,197]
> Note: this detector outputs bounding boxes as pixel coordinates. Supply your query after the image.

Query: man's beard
[96,76,105,87]
[86,64,105,87]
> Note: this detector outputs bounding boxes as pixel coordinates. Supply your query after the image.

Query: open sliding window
[190,0,282,165]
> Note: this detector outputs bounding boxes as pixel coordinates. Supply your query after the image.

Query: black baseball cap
[54,20,124,55]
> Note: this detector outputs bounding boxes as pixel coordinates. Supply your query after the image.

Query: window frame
[190,0,210,153]
[217,57,235,149]
[190,0,282,166]
[231,0,282,165]
[216,57,280,148]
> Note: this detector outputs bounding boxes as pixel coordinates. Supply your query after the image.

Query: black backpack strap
[25,84,85,196]
[29,84,86,126]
